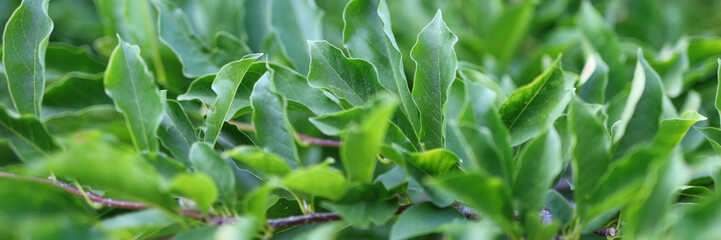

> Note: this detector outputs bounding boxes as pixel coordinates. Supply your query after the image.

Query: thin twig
[227,121,341,147]
[0,172,614,237]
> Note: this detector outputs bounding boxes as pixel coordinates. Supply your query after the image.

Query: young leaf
[340,94,397,183]
[104,37,164,153]
[157,99,197,165]
[250,72,300,168]
[282,164,349,201]
[169,173,218,213]
[307,41,384,107]
[410,10,458,150]
[269,0,323,74]
[389,203,466,240]
[499,56,571,146]
[226,146,292,177]
[343,0,420,146]
[203,54,262,145]
[3,0,53,117]
[188,142,236,207]
[512,127,562,217]
[0,106,59,162]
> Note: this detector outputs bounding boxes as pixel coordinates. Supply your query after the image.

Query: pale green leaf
[170,173,218,212]
[104,37,164,153]
[269,0,323,74]
[282,164,349,200]
[226,146,292,177]
[3,0,53,117]
[410,10,458,150]
[189,142,236,207]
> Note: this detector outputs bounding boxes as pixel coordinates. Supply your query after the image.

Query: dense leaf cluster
[1,0,721,239]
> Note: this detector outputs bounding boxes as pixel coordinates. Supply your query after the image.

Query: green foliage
[2,0,721,239]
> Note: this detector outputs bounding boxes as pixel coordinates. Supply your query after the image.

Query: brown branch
[0,172,615,238]
[227,121,341,147]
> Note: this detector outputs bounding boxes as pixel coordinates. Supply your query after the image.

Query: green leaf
[45,132,174,209]
[282,164,349,201]
[157,99,197,165]
[270,63,343,115]
[545,190,572,226]
[0,106,59,162]
[43,74,112,113]
[715,58,721,123]
[250,71,300,168]
[3,0,53,117]
[410,10,458,150]
[577,53,609,104]
[568,97,611,219]
[188,142,236,207]
[242,185,275,221]
[389,203,466,240]
[99,210,174,239]
[343,0,420,147]
[269,0,323,74]
[499,56,571,146]
[203,54,262,145]
[324,183,397,228]
[226,146,292,177]
[340,94,397,183]
[487,0,533,63]
[104,37,164,153]
[309,107,367,136]
[152,0,251,77]
[429,173,518,235]
[697,127,721,156]
[169,173,218,212]
[613,50,664,157]
[174,217,261,240]
[578,1,627,100]
[307,40,384,107]
[407,149,459,176]
[512,127,563,217]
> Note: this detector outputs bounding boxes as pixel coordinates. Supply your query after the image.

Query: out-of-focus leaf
[188,142,236,207]
[0,106,59,162]
[269,0,323,74]
[499,56,571,146]
[46,132,174,209]
[282,164,349,200]
[99,209,174,240]
[389,203,465,240]
[512,128,562,218]
[577,53,609,104]
[169,173,217,213]
[43,74,112,114]
[340,94,397,183]
[578,1,627,100]
[3,0,53,117]
[307,41,384,107]
[613,50,664,157]
[343,0,420,147]
[569,97,611,219]
[324,183,397,228]
[430,173,518,235]
[226,146,291,177]
[410,10,458,150]
[487,0,533,63]
[405,149,459,207]
[203,54,262,145]
[674,194,721,239]
[157,99,197,165]
[251,71,300,168]
[545,190,572,226]
[104,37,164,153]
[173,217,261,240]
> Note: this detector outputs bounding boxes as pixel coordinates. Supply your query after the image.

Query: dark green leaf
[389,203,465,240]
[0,106,59,162]
[269,0,323,74]
[512,127,563,217]
[250,71,300,168]
[157,99,197,165]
